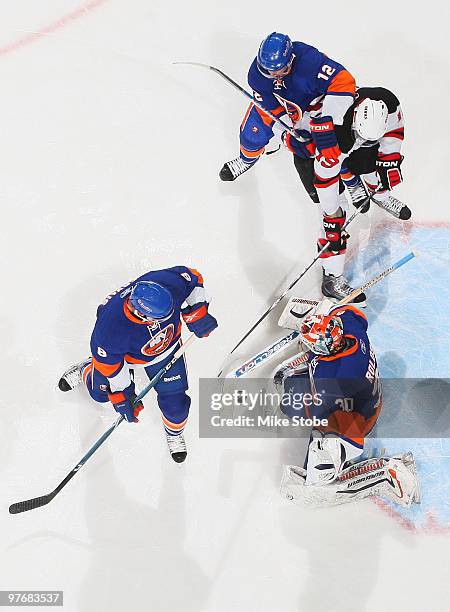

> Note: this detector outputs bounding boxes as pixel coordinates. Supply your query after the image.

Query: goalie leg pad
[281,453,419,508]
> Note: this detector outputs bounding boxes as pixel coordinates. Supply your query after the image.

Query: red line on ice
[0,0,108,57]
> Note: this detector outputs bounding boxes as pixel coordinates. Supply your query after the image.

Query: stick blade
[9,494,54,514]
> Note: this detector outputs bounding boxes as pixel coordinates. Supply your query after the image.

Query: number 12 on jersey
[318,64,336,81]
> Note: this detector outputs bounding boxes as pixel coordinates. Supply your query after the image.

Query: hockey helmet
[129,281,174,322]
[353,98,389,142]
[257,32,294,77]
[299,313,344,356]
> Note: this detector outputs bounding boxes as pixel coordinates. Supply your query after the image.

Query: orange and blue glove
[108,383,144,423]
[281,129,315,159]
[182,303,218,338]
[310,116,342,169]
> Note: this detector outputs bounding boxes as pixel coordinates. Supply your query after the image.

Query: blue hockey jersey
[240,41,356,162]
[283,305,382,445]
[90,266,207,391]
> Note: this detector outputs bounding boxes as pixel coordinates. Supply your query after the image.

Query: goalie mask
[299,313,344,356]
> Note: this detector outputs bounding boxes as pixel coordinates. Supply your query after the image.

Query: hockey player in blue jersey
[58,266,218,463]
[274,300,419,507]
[220,32,364,304]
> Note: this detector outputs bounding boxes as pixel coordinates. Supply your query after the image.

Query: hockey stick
[222,251,416,379]
[219,299,318,377]
[225,200,370,358]
[9,335,196,515]
[173,62,307,144]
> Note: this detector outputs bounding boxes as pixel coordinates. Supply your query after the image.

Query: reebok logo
[163,374,181,382]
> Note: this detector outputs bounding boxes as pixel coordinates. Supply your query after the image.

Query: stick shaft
[174,62,306,143]
[225,252,415,379]
[9,335,197,514]
[228,205,362,354]
[339,252,415,305]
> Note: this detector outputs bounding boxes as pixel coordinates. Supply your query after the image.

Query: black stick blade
[9,494,54,514]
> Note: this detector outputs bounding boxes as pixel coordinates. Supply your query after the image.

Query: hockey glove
[310,116,341,169]
[376,153,403,190]
[281,130,315,159]
[182,303,218,337]
[108,383,144,423]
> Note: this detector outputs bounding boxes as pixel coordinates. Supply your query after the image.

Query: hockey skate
[220,157,253,181]
[372,193,411,220]
[346,179,370,212]
[58,357,91,392]
[322,272,366,307]
[165,432,187,463]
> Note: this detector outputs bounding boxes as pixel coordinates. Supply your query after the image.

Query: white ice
[1,1,450,611]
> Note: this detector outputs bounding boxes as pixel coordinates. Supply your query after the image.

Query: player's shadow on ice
[77,447,210,612]
[278,435,419,612]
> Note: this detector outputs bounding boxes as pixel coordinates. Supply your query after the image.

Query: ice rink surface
[1,1,449,611]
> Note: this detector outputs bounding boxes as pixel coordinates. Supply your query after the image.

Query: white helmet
[353,99,388,141]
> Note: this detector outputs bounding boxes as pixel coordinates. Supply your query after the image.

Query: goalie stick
[221,252,416,378]
[217,299,317,377]
[9,335,196,515]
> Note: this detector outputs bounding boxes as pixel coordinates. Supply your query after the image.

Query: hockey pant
[343,143,381,192]
[82,353,191,436]
[293,155,348,277]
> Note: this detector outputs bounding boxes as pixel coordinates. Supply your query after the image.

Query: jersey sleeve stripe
[384,128,404,140]
[240,102,254,130]
[187,267,204,285]
[92,357,123,377]
[327,69,356,95]
[255,104,285,126]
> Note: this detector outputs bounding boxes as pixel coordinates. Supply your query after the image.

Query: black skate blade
[170,451,187,464]
[58,378,72,392]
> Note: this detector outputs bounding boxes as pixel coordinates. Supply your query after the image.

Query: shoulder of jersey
[331,305,368,329]
[248,58,273,92]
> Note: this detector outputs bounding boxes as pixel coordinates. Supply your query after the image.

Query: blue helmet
[129,281,174,321]
[257,32,294,76]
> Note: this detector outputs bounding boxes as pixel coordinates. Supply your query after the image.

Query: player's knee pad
[83,370,109,403]
[86,376,109,404]
[240,110,273,151]
[158,391,191,422]
[305,433,363,485]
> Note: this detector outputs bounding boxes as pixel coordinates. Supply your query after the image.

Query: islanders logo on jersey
[273,93,303,124]
[141,324,175,356]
